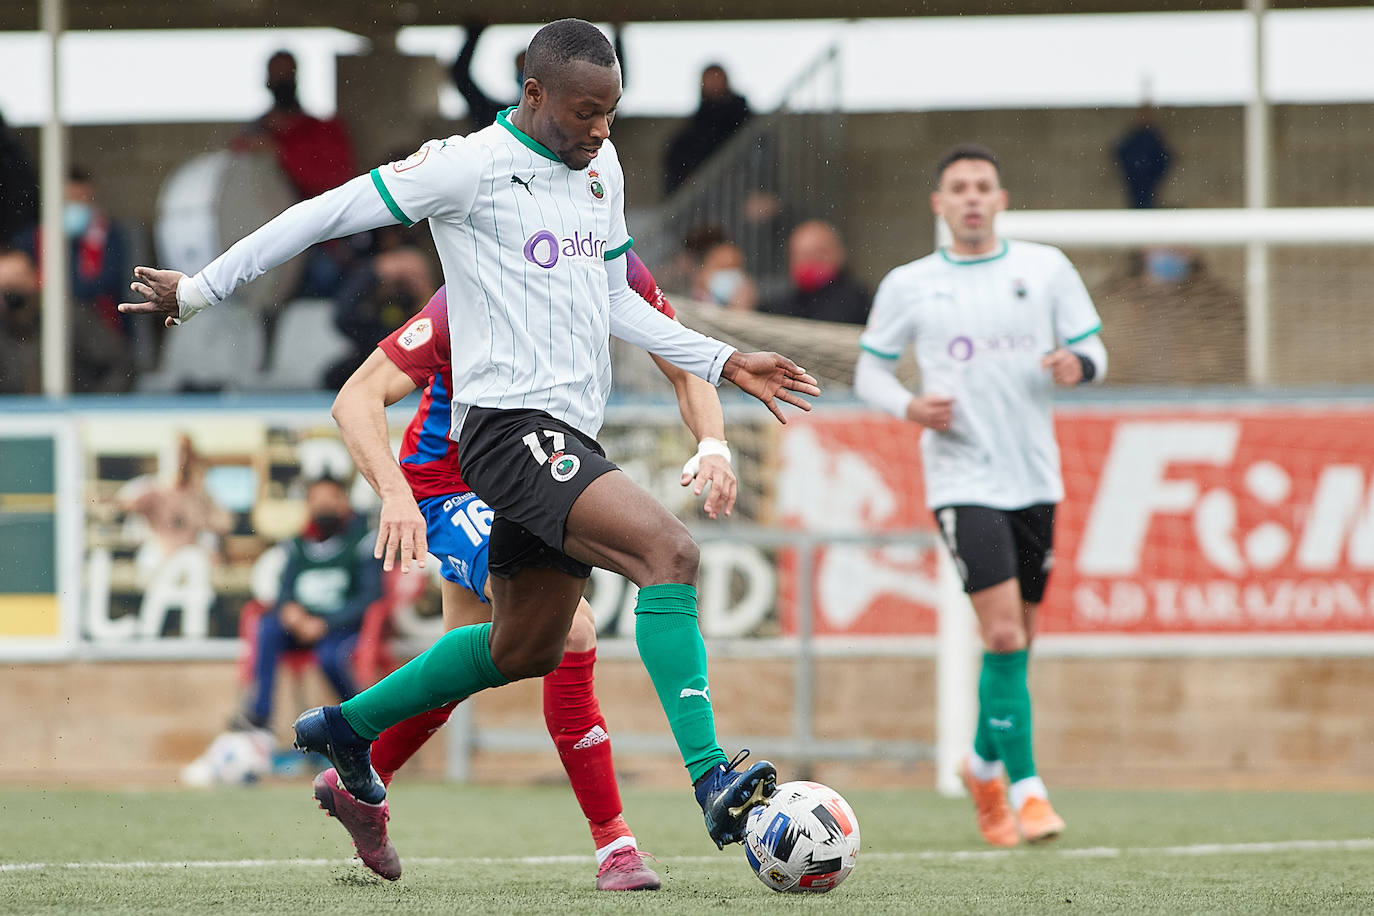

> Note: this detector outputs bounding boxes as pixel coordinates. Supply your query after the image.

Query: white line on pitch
[3,838,1372,873]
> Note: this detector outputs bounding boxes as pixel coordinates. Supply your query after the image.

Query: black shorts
[933,504,1056,603]
[457,406,618,580]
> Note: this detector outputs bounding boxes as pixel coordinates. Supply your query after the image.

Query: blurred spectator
[118,435,233,582]
[760,220,870,325]
[692,241,758,311]
[323,228,438,390]
[1115,105,1172,209]
[663,64,752,195]
[0,110,38,245]
[17,166,136,392]
[232,50,360,298]
[453,22,627,130]
[235,475,379,731]
[0,246,40,393]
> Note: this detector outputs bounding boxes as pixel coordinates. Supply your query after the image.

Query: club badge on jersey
[588,168,604,200]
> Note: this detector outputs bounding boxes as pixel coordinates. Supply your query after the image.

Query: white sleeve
[607,254,735,383]
[855,350,915,419]
[1068,332,1108,384]
[368,136,483,226]
[858,270,915,361]
[1049,248,1104,347]
[191,173,395,307]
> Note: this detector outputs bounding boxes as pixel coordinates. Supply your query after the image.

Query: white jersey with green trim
[189,107,733,440]
[859,239,1102,510]
[372,110,638,438]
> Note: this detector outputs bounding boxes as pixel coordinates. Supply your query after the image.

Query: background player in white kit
[854,143,1107,847]
[121,20,817,856]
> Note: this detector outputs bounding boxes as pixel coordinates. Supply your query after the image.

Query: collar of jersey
[497,106,560,162]
[939,240,1009,265]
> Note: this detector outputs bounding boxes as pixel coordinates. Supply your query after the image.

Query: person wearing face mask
[236,474,380,732]
[759,219,871,325]
[0,247,41,393]
[16,167,136,391]
[692,241,758,311]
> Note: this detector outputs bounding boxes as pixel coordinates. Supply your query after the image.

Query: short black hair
[523,19,617,85]
[935,143,1000,186]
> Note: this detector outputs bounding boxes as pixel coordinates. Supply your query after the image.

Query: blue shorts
[419,492,492,602]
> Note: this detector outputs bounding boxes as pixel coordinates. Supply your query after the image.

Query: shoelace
[598,847,658,876]
[722,748,752,775]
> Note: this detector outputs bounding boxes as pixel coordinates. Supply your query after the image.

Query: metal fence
[442,525,977,795]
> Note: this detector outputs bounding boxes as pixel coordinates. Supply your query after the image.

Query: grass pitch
[2,781,1371,915]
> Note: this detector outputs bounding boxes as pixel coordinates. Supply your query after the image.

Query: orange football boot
[1017,796,1067,844]
[959,757,1019,847]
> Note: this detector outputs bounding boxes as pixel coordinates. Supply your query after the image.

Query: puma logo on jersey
[573,725,609,750]
[988,716,1015,731]
[679,686,711,703]
[511,174,535,195]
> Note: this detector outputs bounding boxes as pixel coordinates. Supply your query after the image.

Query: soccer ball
[742,781,860,893]
[180,729,274,786]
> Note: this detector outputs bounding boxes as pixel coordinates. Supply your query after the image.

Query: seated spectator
[692,241,758,311]
[324,230,438,390]
[232,51,361,298]
[760,220,871,325]
[0,109,38,246]
[663,64,752,195]
[17,166,136,392]
[234,474,380,731]
[0,246,40,393]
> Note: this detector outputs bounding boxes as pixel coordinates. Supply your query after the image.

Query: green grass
[2,783,1372,914]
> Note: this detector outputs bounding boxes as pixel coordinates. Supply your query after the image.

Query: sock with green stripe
[633,583,728,783]
[978,649,1036,783]
[340,622,509,740]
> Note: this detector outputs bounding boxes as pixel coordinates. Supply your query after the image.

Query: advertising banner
[775,404,1374,638]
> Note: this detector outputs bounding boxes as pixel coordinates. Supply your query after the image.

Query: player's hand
[682,453,737,519]
[375,493,428,574]
[907,394,955,431]
[721,351,820,425]
[119,267,186,329]
[1042,348,1084,386]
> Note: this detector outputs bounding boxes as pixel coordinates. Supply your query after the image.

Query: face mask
[268,79,299,108]
[63,202,92,239]
[791,262,839,294]
[706,269,745,305]
[311,511,345,539]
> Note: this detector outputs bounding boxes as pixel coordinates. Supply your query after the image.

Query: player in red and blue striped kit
[314,249,736,890]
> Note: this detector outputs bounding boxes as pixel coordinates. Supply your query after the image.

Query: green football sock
[973,704,1001,763]
[979,649,1036,783]
[633,583,728,783]
[341,622,508,740]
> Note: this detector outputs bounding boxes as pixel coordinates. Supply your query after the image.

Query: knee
[491,639,565,681]
[983,624,1027,654]
[646,525,698,585]
[315,641,349,672]
[563,604,597,653]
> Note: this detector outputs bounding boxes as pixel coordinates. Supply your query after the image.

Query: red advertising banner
[775,405,1374,636]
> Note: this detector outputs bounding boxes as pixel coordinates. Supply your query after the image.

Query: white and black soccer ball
[743,781,860,893]
[180,729,274,787]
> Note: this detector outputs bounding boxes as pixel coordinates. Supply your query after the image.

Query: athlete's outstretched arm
[651,353,737,519]
[606,256,819,423]
[120,174,398,327]
[332,349,428,573]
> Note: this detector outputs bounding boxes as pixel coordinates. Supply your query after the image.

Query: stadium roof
[0,0,1357,33]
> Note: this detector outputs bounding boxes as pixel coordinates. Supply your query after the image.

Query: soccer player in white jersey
[121,19,817,856]
[853,143,1107,847]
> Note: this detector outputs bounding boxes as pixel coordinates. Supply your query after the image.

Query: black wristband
[1075,353,1097,384]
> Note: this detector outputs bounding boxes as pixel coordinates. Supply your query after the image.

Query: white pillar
[39,0,69,397]
[1244,0,1270,386]
[935,544,977,797]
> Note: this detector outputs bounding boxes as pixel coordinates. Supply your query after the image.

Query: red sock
[371,700,459,786]
[544,648,628,843]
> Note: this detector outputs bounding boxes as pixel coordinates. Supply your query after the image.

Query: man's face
[526,60,621,171]
[931,158,1007,250]
[305,480,350,519]
[701,67,729,101]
